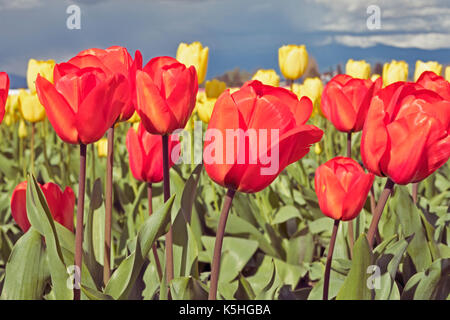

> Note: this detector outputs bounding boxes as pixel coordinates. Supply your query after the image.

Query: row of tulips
[0,42,449,300]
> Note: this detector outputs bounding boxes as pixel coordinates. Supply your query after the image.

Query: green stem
[323,219,340,300]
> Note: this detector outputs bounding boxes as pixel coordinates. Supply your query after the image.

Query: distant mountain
[8,73,27,89]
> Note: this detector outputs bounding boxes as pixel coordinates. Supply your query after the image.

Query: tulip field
[0,42,449,302]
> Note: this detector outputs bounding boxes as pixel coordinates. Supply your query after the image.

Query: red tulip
[135,56,198,135]
[203,80,323,193]
[361,82,450,185]
[315,157,374,221]
[36,65,128,144]
[416,71,450,101]
[0,72,9,123]
[126,123,180,183]
[57,46,142,121]
[321,74,381,132]
[11,181,75,232]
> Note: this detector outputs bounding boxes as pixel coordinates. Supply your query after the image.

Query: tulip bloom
[292,77,324,117]
[205,79,226,99]
[11,181,75,232]
[18,89,46,123]
[416,71,450,101]
[445,66,450,82]
[361,82,450,185]
[345,59,371,79]
[126,123,180,183]
[63,46,142,121]
[96,138,108,158]
[204,80,323,193]
[414,60,442,82]
[36,65,128,144]
[252,69,280,87]
[196,90,216,124]
[321,74,382,132]
[18,120,27,138]
[383,60,408,86]
[176,41,209,84]
[315,157,375,221]
[27,59,55,93]
[135,56,198,135]
[278,45,308,81]
[0,72,9,123]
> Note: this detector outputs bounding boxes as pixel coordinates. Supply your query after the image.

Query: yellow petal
[18,89,46,123]
[414,60,442,81]
[27,59,55,93]
[252,69,280,86]
[345,59,371,79]
[278,44,308,80]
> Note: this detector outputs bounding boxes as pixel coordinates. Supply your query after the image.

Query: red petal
[11,182,30,232]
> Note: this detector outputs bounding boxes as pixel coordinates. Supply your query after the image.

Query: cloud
[334,33,450,50]
[0,0,43,10]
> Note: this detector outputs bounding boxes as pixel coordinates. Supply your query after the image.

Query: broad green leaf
[170,276,208,300]
[1,228,49,299]
[105,194,175,299]
[272,205,302,224]
[336,234,373,300]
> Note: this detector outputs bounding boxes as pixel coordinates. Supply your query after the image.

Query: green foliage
[0,120,448,300]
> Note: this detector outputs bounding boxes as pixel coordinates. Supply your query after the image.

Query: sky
[1,0,450,87]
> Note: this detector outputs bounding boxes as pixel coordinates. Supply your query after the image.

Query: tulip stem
[91,143,96,190]
[147,183,163,282]
[346,132,354,257]
[367,179,395,248]
[162,135,174,287]
[104,126,114,286]
[31,123,35,176]
[323,219,340,300]
[74,143,87,300]
[209,188,236,300]
[412,182,418,204]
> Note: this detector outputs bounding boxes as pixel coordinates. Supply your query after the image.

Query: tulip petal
[136,70,178,135]
[76,74,125,144]
[126,127,146,181]
[36,75,78,144]
[315,165,346,220]
[361,96,388,177]
[381,113,429,184]
[10,182,30,232]
[341,173,374,221]
[166,66,198,126]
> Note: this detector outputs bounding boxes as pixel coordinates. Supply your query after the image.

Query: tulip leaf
[104,194,175,300]
[81,285,114,300]
[336,234,373,300]
[1,228,49,299]
[272,205,302,224]
[401,258,450,300]
[26,174,72,300]
[390,186,433,272]
[169,276,208,300]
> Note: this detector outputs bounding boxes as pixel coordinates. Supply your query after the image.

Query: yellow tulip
[176,41,209,84]
[278,45,308,80]
[127,111,141,123]
[292,77,323,117]
[27,59,55,93]
[345,59,371,79]
[18,120,27,138]
[382,60,408,86]
[314,142,322,155]
[18,89,46,123]
[96,138,108,158]
[445,66,450,82]
[205,79,226,99]
[414,60,442,81]
[371,74,381,81]
[4,94,20,125]
[197,98,216,124]
[252,69,280,86]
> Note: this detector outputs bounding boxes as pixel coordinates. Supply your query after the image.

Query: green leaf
[26,175,72,300]
[1,228,49,299]
[390,186,432,272]
[170,276,208,300]
[336,234,373,300]
[272,205,302,224]
[81,285,114,300]
[104,194,175,300]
